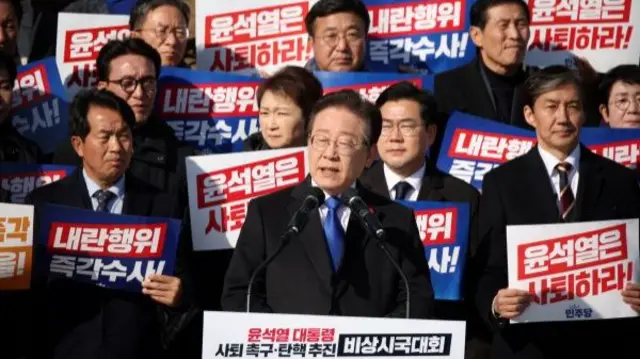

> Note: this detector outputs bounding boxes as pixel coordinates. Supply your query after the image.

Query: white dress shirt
[537,145,580,211]
[383,163,426,201]
[311,180,352,233]
[83,169,125,214]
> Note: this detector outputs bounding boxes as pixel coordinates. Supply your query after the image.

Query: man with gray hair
[475,65,640,359]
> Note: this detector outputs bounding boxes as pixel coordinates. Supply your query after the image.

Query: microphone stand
[375,232,411,319]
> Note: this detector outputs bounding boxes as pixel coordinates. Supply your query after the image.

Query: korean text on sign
[325,78,423,104]
[0,170,67,204]
[196,152,306,234]
[63,25,130,63]
[0,203,34,290]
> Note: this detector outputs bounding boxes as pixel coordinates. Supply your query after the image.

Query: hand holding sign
[622,283,640,312]
[142,274,183,307]
[493,288,533,320]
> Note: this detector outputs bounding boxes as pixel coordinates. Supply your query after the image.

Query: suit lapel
[522,149,563,223]
[70,169,94,210]
[288,178,333,293]
[416,161,446,201]
[122,176,154,216]
[572,146,604,222]
[361,162,391,199]
[473,60,499,121]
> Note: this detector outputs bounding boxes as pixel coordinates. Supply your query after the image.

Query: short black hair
[470,0,530,29]
[69,88,136,140]
[598,64,640,109]
[375,81,438,127]
[523,65,584,109]
[305,0,370,37]
[258,66,323,130]
[309,89,382,147]
[0,48,17,82]
[129,0,191,30]
[96,38,162,81]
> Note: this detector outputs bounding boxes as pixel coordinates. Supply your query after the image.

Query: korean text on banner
[0,164,75,204]
[525,0,640,72]
[507,219,639,323]
[196,0,317,74]
[0,203,34,291]
[435,112,537,190]
[157,67,263,153]
[56,13,130,98]
[398,200,470,301]
[363,0,477,74]
[203,311,466,358]
[582,127,640,174]
[187,147,309,251]
[315,71,434,103]
[12,58,70,155]
[38,204,182,292]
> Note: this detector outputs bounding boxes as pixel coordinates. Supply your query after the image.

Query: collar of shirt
[310,179,354,232]
[383,162,426,200]
[538,144,581,178]
[83,169,125,204]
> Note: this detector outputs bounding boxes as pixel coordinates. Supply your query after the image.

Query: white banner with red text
[0,203,34,291]
[507,218,639,323]
[186,147,310,251]
[203,311,466,358]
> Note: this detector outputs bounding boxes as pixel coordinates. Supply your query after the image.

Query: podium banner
[203,311,466,358]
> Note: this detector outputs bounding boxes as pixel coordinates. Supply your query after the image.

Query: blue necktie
[323,197,344,272]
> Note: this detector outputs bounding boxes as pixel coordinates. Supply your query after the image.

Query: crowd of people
[1,1,640,359]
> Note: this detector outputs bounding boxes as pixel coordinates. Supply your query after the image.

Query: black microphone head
[341,187,359,205]
[307,186,325,206]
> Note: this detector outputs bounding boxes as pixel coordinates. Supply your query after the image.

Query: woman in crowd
[598,64,640,128]
[244,66,324,151]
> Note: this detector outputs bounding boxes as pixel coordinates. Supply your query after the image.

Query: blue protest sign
[436,112,536,190]
[12,57,70,154]
[156,67,263,153]
[37,204,182,292]
[398,200,470,300]
[0,163,75,204]
[314,70,434,102]
[362,0,477,74]
[581,127,640,172]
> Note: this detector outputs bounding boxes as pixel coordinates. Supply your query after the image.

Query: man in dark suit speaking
[476,66,640,359]
[222,90,435,318]
[26,89,193,359]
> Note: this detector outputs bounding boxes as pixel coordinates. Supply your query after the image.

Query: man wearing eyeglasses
[222,89,435,318]
[304,0,369,72]
[130,0,190,68]
[53,38,195,210]
[360,82,489,359]
[598,64,640,129]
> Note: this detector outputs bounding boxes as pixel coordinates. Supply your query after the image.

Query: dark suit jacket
[25,169,195,359]
[476,145,640,359]
[221,178,435,318]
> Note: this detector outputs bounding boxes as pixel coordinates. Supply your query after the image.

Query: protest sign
[56,13,130,97]
[38,204,181,292]
[157,67,262,153]
[399,200,469,300]
[582,126,640,172]
[507,218,639,323]
[315,71,434,103]
[0,164,75,204]
[186,147,309,251]
[12,58,70,154]
[0,203,34,290]
[525,0,640,72]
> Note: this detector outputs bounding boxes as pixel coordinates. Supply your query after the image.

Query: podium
[202,311,466,358]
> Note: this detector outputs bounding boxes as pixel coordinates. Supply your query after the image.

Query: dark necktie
[93,190,116,212]
[394,181,413,200]
[556,162,575,220]
[323,196,344,272]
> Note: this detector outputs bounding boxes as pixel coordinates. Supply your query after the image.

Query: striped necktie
[556,162,575,220]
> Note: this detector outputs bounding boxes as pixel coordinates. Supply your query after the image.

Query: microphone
[246,187,325,312]
[341,188,411,319]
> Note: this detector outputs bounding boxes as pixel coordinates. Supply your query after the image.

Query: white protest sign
[196,0,319,75]
[203,311,466,358]
[525,0,640,72]
[186,147,309,251]
[56,13,130,98]
[0,203,35,290]
[507,218,639,323]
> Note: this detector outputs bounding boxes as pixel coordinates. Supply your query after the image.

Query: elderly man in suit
[26,88,193,359]
[476,65,640,359]
[222,90,434,318]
